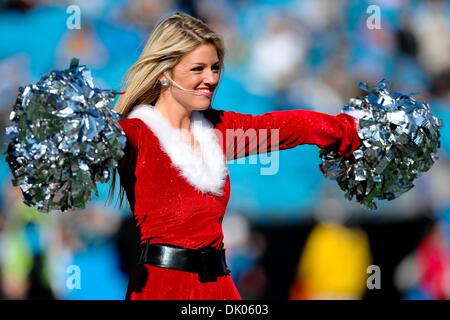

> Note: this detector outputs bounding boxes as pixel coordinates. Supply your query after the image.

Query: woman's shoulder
[117,116,159,152]
[118,117,146,129]
[200,107,237,128]
[118,117,145,138]
[118,110,159,135]
[201,107,250,130]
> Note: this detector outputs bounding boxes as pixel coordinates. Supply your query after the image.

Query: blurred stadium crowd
[0,0,449,299]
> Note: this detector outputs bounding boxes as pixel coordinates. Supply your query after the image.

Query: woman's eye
[191,66,221,72]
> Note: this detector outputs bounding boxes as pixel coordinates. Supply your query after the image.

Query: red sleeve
[208,109,361,160]
[116,118,141,178]
[115,118,144,209]
[117,118,140,153]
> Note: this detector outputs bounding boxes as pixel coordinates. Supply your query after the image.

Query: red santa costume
[117,104,361,300]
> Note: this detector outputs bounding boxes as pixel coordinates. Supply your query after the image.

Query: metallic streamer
[320,79,442,209]
[5,58,126,213]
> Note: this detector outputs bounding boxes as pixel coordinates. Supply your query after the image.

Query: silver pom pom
[320,79,443,210]
[5,58,126,213]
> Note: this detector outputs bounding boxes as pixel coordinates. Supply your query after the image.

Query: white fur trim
[127,105,228,195]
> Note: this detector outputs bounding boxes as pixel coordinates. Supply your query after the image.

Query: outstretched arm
[204,109,361,161]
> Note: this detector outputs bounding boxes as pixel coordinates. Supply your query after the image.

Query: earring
[160,78,170,87]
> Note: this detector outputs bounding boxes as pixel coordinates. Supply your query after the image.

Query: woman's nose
[203,70,219,86]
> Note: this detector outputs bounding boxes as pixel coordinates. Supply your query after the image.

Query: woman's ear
[158,71,170,87]
[160,78,170,87]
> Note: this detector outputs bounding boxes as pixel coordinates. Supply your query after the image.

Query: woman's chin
[191,102,212,111]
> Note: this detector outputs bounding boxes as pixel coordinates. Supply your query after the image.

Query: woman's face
[165,43,221,111]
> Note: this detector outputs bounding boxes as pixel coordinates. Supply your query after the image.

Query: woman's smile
[194,87,214,97]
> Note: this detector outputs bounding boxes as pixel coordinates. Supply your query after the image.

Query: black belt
[138,240,231,283]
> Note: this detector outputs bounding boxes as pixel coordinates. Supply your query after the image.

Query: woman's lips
[194,89,213,97]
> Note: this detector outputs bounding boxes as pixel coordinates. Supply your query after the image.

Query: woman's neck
[154,97,192,131]
[153,98,200,151]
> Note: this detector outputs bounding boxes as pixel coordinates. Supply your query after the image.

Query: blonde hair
[108,12,225,209]
[114,11,225,118]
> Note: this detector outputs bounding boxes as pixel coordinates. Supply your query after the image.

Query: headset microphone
[161,74,211,95]
[168,77,198,94]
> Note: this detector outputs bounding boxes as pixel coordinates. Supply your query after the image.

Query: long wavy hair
[107,12,225,209]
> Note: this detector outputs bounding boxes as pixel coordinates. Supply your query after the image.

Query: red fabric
[117,108,360,300]
[203,109,360,160]
[416,232,449,299]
